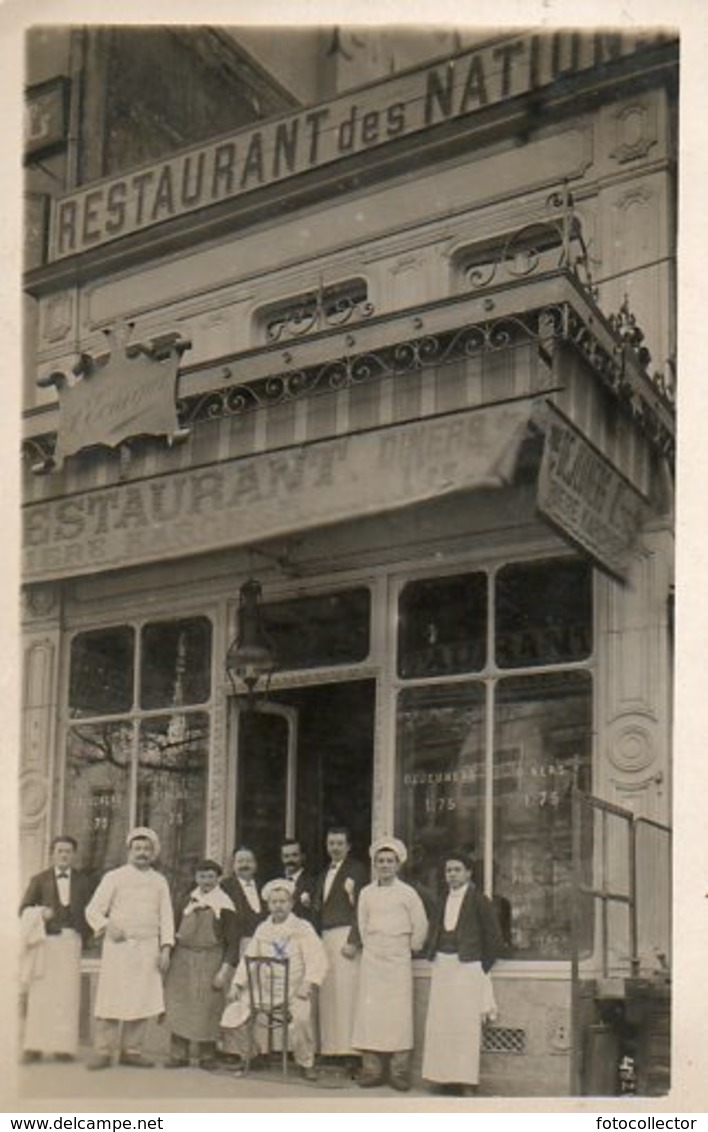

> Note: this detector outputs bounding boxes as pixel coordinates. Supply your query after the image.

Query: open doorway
[234,679,376,879]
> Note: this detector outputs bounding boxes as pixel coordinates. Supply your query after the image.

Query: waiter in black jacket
[313,826,368,1061]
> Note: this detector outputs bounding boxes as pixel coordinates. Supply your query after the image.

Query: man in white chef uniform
[85,827,175,1070]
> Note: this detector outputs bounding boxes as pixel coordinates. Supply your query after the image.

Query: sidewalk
[14,1056,430,1107]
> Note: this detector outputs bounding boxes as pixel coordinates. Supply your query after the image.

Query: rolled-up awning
[23,400,534,584]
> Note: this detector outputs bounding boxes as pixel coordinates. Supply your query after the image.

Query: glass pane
[69,627,135,717]
[396,683,485,905]
[495,559,592,668]
[140,617,212,709]
[398,573,487,678]
[137,712,210,900]
[493,670,592,959]
[263,589,370,671]
[236,709,289,879]
[63,722,133,877]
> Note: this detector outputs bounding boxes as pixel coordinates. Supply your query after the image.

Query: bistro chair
[244,955,291,1078]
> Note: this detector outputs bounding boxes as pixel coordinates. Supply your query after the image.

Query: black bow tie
[57,871,69,879]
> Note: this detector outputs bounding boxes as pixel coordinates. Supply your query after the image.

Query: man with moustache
[219,846,266,966]
[84,827,174,1070]
[280,839,317,923]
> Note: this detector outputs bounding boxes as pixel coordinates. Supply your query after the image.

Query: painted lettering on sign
[537,406,647,579]
[23,401,530,583]
[48,32,664,260]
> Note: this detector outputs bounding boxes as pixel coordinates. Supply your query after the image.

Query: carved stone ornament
[607,720,656,774]
[33,321,192,473]
[20,772,48,823]
[23,584,59,619]
[611,102,657,164]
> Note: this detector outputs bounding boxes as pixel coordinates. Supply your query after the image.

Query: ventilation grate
[482,1025,527,1055]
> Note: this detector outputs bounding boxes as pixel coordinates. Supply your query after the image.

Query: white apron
[319,926,360,1055]
[422,955,487,1084]
[352,943,413,1051]
[87,865,174,1021]
[351,880,428,1053]
[23,930,82,1055]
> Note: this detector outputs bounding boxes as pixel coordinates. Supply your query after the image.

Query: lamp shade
[226,578,277,698]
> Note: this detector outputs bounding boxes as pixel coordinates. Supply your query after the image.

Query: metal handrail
[569,786,671,1094]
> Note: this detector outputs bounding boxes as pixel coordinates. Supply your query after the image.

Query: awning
[23,400,533,584]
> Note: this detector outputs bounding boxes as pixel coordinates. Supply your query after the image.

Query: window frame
[391,550,597,960]
[57,610,216,862]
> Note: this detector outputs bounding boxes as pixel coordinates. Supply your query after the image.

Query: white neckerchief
[184,885,236,920]
[443,885,467,932]
[239,877,262,913]
[324,859,343,901]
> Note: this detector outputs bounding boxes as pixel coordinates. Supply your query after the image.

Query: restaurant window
[398,573,487,678]
[263,588,371,671]
[396,557,594,959]
[453,224,566,294]
[63,617,212,898]
[256,278,372,344]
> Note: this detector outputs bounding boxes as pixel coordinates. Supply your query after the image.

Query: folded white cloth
[20,906,46,989]
[481,971,498,1022]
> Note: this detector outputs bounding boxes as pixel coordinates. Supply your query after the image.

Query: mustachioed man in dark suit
[280,838,317,923]
[219,846,267,968]
[313,826,369,1059]
[19,835,95,1062]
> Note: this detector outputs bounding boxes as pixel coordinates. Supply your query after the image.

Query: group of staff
[20,825,506,1094]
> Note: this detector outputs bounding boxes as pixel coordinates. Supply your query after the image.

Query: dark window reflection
[398,573,487,678]
[396,682,485,904]
[140,618,212,709]
[495,559,592,669]
[263,589,370,671]
[493,670,593,958]
[69,628,135,717]
[137,712,210,899]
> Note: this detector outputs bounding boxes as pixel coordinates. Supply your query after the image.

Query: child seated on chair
[220,878,328,1081]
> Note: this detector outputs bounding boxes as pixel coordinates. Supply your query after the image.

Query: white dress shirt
[443,886,466,931]
[54,868,71,908]
[323,861,342,902]
[239,878,261,913]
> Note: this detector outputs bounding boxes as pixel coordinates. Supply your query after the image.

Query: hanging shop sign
[34,325,192,471]
[23,400,530,583]
[536,405,647,580]
[48,31,664,261]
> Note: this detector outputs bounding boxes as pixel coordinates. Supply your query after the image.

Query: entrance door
[234,679,375,878]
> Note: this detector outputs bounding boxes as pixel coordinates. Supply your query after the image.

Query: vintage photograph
[17,20,677,1105]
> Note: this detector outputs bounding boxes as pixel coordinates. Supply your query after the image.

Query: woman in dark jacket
[421,851,506,1095]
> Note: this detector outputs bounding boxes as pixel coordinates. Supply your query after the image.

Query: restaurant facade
[21,28,677,1095]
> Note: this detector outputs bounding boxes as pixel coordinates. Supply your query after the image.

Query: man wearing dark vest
[313,826,368,1061]
[19,835,94,1062]
[280,838,317,923]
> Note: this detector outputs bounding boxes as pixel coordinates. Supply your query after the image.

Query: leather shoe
[198,1058,219,1071]
[87,1055,112,1071]
[119,1052,154,1068]
[22,1051,41,1064]
[390,1076,412,1092]
[358,1074,385,1088]
[300,1065,318,1082]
